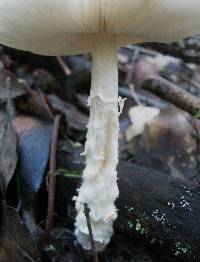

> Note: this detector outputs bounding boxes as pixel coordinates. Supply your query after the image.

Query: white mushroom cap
[0,0,200,55]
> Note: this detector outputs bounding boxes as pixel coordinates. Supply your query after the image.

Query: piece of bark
[56,141,200,262]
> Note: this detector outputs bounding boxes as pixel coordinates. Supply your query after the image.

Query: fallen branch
[142,76,200,115]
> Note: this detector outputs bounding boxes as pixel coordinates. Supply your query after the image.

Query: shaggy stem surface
[74,35,120,250]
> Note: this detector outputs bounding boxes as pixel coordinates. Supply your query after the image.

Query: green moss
[174,241,190,256]
[128,219,148,236]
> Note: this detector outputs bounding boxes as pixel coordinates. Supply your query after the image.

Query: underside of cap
[0,0,200,55]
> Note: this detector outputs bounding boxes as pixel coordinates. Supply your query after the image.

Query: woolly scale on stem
[74,35,123,250]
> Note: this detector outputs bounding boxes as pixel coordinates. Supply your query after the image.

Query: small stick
[83,203,99,262]
[44,114,61,245]
[142,75,200,116]
[56,56,72,76]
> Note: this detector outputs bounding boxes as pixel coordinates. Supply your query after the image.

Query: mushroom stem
[74,35,120,250]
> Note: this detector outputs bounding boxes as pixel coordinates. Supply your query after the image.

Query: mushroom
[1,1,200,250]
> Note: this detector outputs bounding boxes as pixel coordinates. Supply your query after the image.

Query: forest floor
[0,37,200,262]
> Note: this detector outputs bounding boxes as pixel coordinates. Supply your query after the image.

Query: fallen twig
[56,56,72,76]
[142,75,200,115]
[83,203,99,262]
[44,114,61,245]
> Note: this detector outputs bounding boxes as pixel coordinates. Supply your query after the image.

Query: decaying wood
[56,142,200,262]
[142,76,200,115]
[116,162,200,262]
